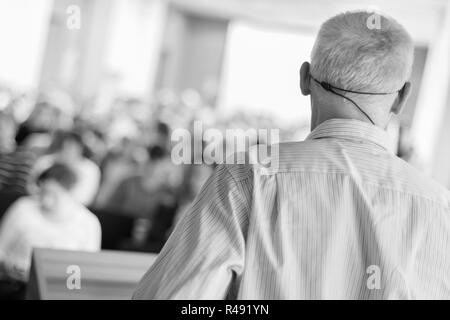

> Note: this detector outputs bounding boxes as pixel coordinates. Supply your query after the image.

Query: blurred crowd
[0,84,307,297]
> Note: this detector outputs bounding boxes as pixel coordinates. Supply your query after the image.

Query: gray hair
[311,11,414,94]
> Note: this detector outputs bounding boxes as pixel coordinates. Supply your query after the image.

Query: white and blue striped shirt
[133,119,450,300]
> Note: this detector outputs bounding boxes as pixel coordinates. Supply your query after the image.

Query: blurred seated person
[79,127,108,166]
[15,91,74,147]
[148,121,170,152]
[32,131,101,206]
[104,146,180,242]
[0,112,36,196]
[15,101,59,148]
[106,145,179,217]
[94,137,145,209]
[0,163,101,298]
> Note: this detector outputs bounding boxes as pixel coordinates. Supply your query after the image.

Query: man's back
[133,119,450,299]
[235,119,450,299]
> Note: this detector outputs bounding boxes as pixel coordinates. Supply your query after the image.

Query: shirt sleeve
[132,164,252,300]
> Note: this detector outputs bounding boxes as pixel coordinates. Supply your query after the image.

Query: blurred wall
[0,0,53,91]
[39,0,168,104]
[104,0,167,98]
[39,0,113,100]
[411,1,450,182]
[155,8,229,105]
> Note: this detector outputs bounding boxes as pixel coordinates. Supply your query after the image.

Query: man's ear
[300,62,311,96]
[391,82,412,115]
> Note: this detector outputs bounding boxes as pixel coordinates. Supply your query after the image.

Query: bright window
[219,21,315,128]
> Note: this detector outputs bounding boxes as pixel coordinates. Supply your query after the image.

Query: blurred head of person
[141,145,172,188]
[156,121,170,143]
[81,128,107,163]
[49,131,86,163]
[26,101,60,130]
[119,137,135,155]
[299,11,414,130]
[0,112,17,152]
[147,121,170,149]
[36,163,78,216]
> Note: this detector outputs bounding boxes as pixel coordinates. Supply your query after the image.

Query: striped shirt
[133,119,450,300]
[0,149,36,195]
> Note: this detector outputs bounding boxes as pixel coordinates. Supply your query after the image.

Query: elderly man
[133,11,450,299]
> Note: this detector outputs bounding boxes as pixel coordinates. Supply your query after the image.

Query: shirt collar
[306,118,392,152]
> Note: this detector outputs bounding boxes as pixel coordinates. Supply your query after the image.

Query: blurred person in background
[104,145,180,251]
[105,145,179,219]
[147,121,171,152]
[94,136,147,209]
[0,112,16,154]
[15,102,63,151]
[14,101,53,146]
[32,131,101,206]
[0,112,36,197]
[78,126,109,166]
[15,88,74,148]
[0,163,101,299]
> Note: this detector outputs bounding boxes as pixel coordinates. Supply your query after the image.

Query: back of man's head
[311,11,414,95]
[148,145,167,162]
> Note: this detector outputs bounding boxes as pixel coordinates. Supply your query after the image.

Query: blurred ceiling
[170,0,449,45]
